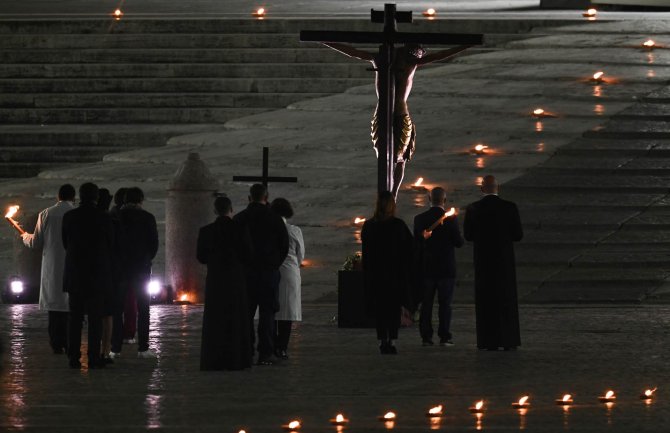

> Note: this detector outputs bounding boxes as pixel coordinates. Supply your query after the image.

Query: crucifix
[232,147,298,187]
[301,3,483,198]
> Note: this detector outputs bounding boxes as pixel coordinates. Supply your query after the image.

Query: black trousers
[275,320,292,351]
[111,274,151,353]
[48,311,69,353]
[247,270,280,361]
[67,294,103,364]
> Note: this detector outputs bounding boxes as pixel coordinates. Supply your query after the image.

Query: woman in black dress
[361,191,413,354]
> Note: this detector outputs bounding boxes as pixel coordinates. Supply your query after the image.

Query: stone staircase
[0,17,577,178]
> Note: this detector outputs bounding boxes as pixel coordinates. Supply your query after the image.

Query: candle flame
[533,108,545,116]
[474,144,488,153]
[644,388,657,397]
[593,71,604,80]
[5,205,19,219]
[414,177,424,186]
[562,394,572,402]
[288,420,300,429]
[518,396,529,405]
[239,430,246,433]
[383,412,396,420]
[475,401,484,410]
[644,39,655,47]
[445,207,456,218]
[114,9,122,17]
[335,414,345,422]
[585,8,597,16]
[425,8,436,15]
[428,405,443,415]
[605,390,615,399]
[354,217,366,224]
[255,7,265,15]
[179,294,188,302]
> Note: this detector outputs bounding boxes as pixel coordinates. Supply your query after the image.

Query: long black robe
[361,216,413,340]
[464,195,523,349]
[197,216,253,370]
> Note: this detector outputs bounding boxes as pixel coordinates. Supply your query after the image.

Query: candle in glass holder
[378,411,396,421]
[426,405,443,417]
[282,420,301,431]
[252,7,266,17]
[512,396,530,409]
[423,8,437,18]
[469,400,484,414]
[591,71,605,83]
[598,390,616,403]
[330,413,349,426]
[583,8,597,18]
[643,39,656,49]
[640,388,657,400]
[473,144,489,155]
[555,394,574,405]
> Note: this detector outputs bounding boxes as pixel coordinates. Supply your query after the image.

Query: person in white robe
[21,184,75,354]
[270,198,304,359]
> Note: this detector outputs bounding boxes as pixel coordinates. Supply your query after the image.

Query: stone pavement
[1,303,669,432]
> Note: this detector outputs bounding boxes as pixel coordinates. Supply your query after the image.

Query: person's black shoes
[275,349,289,360]
[422,339,434,347]
[380,341,398,355]
[439,338,455,347]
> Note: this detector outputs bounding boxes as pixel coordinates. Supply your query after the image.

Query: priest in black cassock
[361,191,413,355]
[197,196,253,370]
[464,175,523,351]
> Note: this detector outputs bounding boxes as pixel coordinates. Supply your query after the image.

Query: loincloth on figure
[371,110,416,162]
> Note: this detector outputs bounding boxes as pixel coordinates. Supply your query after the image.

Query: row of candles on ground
[267,389,658,431]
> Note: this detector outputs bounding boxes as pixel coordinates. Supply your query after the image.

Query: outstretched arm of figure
[322,42,375,62]
[416,45,473,66]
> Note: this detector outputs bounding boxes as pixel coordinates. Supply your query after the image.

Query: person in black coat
[464,175,523,351]
[233,184,289,365]
[361,191,413,355]
[413,187,464,347]
[197,196,253,370]
[62,182,114,369]
[115,187,159,358]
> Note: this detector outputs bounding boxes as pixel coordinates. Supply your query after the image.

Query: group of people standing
[197,184,304,370]
[21,183,158,369]
[362,175,523,354]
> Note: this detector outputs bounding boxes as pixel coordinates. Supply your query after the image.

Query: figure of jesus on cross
[301,4,482,198]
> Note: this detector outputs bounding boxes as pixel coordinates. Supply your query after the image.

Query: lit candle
[423,8,437,18]
[379,411,396,421]
[330,414,349,426]
[473,144,489,155]
[555,394,574,406]
[426,405,443,417]
[411,177,428,191]
[354,217,366,225]
[5,205,26,235]
[282,420,301,431]
[253,7,266,17]
[532,108,555,118]
[640,387,657,400]
[512,396,530,409]
[583,8,597,17]
[469,400,485,414]
[598,390,616,403]
[591,71,605,83]
[643,39,656,49]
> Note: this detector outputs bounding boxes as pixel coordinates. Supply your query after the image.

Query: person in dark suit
[233,184,289,365]
[115,187,159,359]
[62,182,114,369]
[197,196,253,370]
[361,191,413,355]
[413,187,464,347]
[464,175,523,351]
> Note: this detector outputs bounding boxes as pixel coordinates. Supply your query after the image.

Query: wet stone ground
[1,303,669,432]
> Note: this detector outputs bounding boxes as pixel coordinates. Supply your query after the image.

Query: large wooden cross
[232,147,298,187]
[301,3,483,194]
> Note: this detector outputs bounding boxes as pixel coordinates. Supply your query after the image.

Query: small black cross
[232,147,298,188]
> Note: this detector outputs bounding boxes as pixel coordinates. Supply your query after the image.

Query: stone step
[0,48,363,64]
[0,146,120,163]
[0,162,74,178]
[0,124,228,147]
[0,92,331,109]
[0,62,371,79]
[0,77,370,93]
[0,107,268,124]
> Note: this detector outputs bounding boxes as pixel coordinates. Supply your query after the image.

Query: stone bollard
[165,153,218,304]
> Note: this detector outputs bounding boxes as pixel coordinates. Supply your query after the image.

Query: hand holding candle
[5,206,26,235]
[423,207,457,239]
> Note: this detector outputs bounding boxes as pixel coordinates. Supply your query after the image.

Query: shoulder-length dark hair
[373,191,396,221]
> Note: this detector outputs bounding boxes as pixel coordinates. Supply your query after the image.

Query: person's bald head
[429,187,447,207]
[481,175,498,194]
